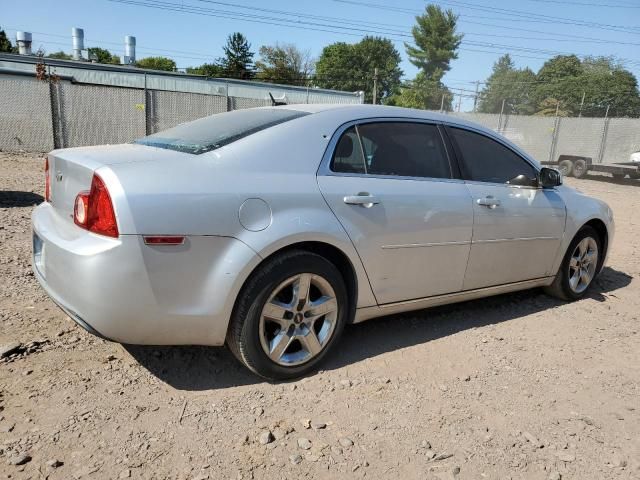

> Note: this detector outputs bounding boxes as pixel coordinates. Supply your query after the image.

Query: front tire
[227,250,348,380]
[544,226,601,301]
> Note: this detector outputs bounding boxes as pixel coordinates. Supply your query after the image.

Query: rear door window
[358,122,451,179]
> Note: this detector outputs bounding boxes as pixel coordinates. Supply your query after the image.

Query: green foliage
[535,98,571,117]
[388,4,461,110]
[186,63,224,77]
[386,72,452,110]
[135,56,176,72]
[0,27,17,53]
[47,51,73,60]
[88,47,120,65]
[405,5,462,81]
[255,44,314,85]
[314,36,402,103]
[479,54,640,117]
[478,55,537,115]
[221,33,254,79]
[533,55,640,117]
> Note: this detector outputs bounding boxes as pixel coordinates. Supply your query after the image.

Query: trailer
[544,155,640,180]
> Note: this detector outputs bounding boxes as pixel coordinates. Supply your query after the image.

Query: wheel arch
[228,239,365,339]
[583,218,609,272]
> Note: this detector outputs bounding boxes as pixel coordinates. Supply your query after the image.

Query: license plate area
[33,232,45,278]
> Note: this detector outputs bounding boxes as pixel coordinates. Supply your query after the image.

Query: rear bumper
[32,203,261,346]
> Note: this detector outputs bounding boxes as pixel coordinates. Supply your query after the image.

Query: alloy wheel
[568,237,598,294]
[259,273,338,366]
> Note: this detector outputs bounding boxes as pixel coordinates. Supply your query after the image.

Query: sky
[3,0,640,111]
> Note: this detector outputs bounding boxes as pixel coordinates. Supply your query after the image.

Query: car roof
[282,104,494,134]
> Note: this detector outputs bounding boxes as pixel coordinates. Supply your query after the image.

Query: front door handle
[344,193,380,208]
[476,196,501,209]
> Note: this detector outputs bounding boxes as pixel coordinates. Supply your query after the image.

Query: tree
[48,51,73,60]
[135,56,176,72]
[314,36,402,103]
[389,4,462,110]
[221,33,254,79]
[386,72,453,110]
[186,62,224,77]
[255,44,314,85]
[478,55,537,115]
[405,5,463,79]
[88,47,120,65]
[532,55,640,117]
[535,98,571,117]
[0,27,17,53]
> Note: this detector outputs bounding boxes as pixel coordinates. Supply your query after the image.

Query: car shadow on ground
[125,266,632,391]
[0,191,44,208]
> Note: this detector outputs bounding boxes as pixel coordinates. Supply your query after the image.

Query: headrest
[335,134,354,158]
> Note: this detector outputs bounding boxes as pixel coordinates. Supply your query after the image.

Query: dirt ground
[0,151,638,480]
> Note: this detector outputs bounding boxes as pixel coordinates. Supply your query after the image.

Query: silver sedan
[32,105,614,379]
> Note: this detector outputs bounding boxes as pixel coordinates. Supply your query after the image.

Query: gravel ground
[1,151,639,480]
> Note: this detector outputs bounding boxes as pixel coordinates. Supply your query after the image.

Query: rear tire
[544,226,601,301]
[572,159,588,179]
[558,159,574,177]
[629,172,640,180]
[612,173,625,180]
[227,250,348,380]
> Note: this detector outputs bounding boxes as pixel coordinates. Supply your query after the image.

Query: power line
[438,0,640,34]
[520,0,640,8]
[105,0,640,68]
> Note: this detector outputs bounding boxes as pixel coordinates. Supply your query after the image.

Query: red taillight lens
[44,157,50,202]
[73,174,119,238]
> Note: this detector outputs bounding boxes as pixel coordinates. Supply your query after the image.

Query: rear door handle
[476,196,501,209]
[343,193,380,208]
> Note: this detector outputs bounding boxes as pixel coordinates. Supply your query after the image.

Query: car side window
[449,127,538,186]
[330,127,366,174]
[357,122,451,179]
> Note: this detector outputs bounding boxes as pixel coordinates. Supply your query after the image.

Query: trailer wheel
[612,173,625,181]
[572,159,588,179]
[629,173,640,180]
[558,159,574,177]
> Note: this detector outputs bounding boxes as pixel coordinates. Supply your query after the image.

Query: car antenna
[269,92,287,106]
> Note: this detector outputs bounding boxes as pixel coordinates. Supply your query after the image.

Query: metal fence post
[144,73,151,136]
[497,99,505,132]
[548,115,561,163]
[48,81,65,149]
[596,106,611,164]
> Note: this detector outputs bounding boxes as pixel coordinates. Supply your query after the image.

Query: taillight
[44,157,50,202]
[73,174,119,238]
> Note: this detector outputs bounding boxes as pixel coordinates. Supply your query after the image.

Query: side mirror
[539,167,562,188]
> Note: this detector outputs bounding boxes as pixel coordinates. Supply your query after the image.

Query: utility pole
[372,67,378,105]
[578,91,585,118]
[440,93,445,113]
[456,94,462,112]
[472,80,481,112]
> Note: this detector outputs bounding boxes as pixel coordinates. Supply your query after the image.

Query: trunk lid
[48,143,192,220]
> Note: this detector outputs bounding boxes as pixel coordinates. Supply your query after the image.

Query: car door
[317,120,474,305]
[446,126,566,291]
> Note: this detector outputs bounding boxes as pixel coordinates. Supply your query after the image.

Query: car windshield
[133,108,309,155]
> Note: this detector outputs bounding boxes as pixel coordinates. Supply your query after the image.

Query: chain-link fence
[446,111,640,165]
[3,74,640,163]
[0,75,354,152]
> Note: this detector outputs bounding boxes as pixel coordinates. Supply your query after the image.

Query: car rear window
[134,108,309,155]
